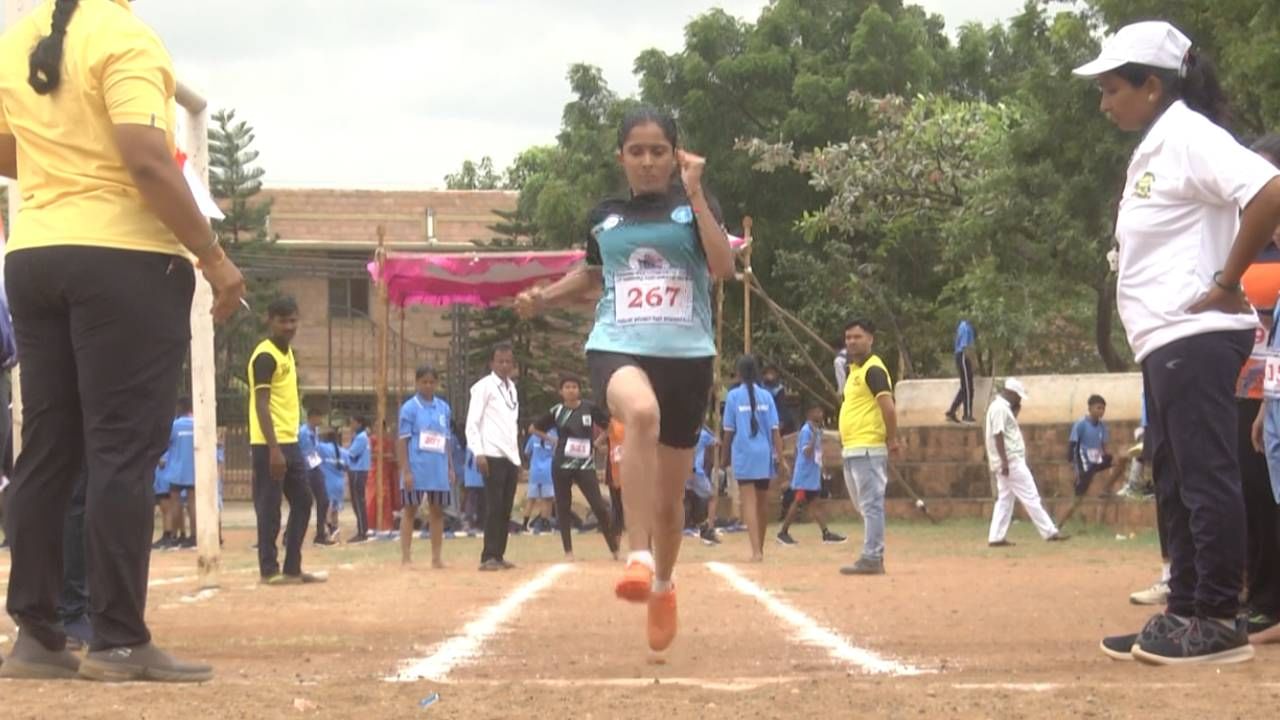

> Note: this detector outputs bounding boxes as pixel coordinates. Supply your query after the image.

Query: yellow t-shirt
[248,339,301,446]
[0,0,182,257]
[838,354,892,449]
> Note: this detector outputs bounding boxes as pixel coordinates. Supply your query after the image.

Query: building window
[329,277,370,319]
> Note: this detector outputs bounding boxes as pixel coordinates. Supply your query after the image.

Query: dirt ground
[2,505,1279,719]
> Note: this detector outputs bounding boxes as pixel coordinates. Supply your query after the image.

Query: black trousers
[948,352,975,418]
[553,467,618,554]
[480,457,518,563]
[252,444,311,577]
[1240,398,1280,615]
[306,468,329,540]
[349,471,369,537]
[609,484,625,531]
[4,247,193,652]
[1143,330,1252,619]
[57,466,89,625]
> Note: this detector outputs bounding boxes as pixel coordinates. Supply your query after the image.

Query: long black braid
[737,355,761,438]
[28,0,81,95]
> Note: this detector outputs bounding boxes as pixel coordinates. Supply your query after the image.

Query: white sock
[1160,562,1171,583]
[627,550,654,570]
[652,577,673,593]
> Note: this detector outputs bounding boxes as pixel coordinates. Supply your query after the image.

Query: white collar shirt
[465,372,520,464]
[1116,101,1278,362]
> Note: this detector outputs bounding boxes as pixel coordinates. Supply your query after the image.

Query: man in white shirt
[465,343,521,572]
[985,378,1067,546]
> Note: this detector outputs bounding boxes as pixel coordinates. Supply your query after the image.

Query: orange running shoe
[647,587,678,651]
[615,560,653,603]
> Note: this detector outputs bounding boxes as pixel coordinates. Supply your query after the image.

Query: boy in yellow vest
[248,297,325,585]
[837,319,901,576]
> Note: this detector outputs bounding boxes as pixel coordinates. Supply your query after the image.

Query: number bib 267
[614,269,693,327]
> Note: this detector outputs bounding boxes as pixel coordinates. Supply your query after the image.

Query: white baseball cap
[1072,21,1192,78]
[1003,378,1030,401]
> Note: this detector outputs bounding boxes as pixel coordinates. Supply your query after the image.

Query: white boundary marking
[451,676,805,692]
[387,563,575,683]
[706,562,930,677]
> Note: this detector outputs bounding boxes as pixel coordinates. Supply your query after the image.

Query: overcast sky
[63,1,1028,189]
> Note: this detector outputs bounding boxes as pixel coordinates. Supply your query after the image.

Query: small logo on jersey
[582,414,592,426]
[627,247,669,270]
[1134,172,1155,199]
[600,215,623,232]
[671,205,694,224]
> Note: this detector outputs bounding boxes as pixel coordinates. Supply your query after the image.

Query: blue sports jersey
[583,193,720,358]
[347,430,371,472]
[791,423,823,491]
[724,384,780,480]
[398,394,453,492]
[1070,417,1110,468]
[463,449,484,489]
[525,430,556,485]
[955,320,975,354]
[154,451,172,494]
[317,441,348,503]
[692,426,716,478]
[166,415,196,487]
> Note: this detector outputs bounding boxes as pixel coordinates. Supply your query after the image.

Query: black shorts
[737,478,771,490]
[1073,456,1114,496]
[587,351,713,449]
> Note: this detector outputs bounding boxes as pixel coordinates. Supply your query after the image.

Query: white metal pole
[176,84,222,589]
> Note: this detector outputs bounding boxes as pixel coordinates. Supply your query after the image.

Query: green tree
[209,109,272,244]
[445,156,503,190]
[207,109,281,420]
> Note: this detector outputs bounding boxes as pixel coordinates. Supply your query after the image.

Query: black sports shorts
[587,351,713,449]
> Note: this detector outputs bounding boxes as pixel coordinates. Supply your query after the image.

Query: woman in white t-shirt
[1075,21,1280,666]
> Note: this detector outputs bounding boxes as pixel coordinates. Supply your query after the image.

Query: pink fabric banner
[368,237,748,309]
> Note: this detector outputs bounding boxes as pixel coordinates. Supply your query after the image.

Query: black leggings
[307,470,328,540]
[609,484,624,531]
[348,471,369,537]
[553,468,618,555]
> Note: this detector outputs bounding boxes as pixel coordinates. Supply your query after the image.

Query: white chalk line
[705,562,930,677]
[451,676,805,692]
[953,682,1280,692]
[387,563,576,683]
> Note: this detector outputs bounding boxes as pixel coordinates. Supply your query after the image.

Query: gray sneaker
[1132,616,1254,665]
[1100,613,1187,661]
[0,630,81,680]
[839,556,885,575]
[479,559,503,572]
[79,643,213,683]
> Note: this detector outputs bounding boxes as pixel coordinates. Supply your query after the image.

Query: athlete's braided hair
[737,355,762,438]
[28,0,81,95]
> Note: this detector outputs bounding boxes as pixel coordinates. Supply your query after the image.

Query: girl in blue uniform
[397,366,454,567]
[316,431,348,543]
[515,107,735,651]
[777,402,845,546]
[722,356,784,563]
[345,416,372,543]
[522,428,556,533]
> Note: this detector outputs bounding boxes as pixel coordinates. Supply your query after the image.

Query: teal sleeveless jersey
[583,193,719,358]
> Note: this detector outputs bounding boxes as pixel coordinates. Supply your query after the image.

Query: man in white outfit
[986,378,1069,546]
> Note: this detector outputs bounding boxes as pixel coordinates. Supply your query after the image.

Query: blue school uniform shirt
[692,426,716,478]
[298,422,319,466]
[347,430,371,472]
[398,394,452,492]
[316,441,348,502]
[954,320,975,354]
[1070,417,1110,469]
[724,383,779,480]
[791,423,823,491]
[154,451,172,494]
[524,430,556,485]
[166,415,196,487]
[463,449,484,489]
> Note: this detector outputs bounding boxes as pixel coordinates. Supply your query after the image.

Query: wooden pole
[374,227,389,533]
[748,276,837,358]
[751,280,837,396]
[398,307,406,409]
[742,217,753,355]
[176,85,222,588]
